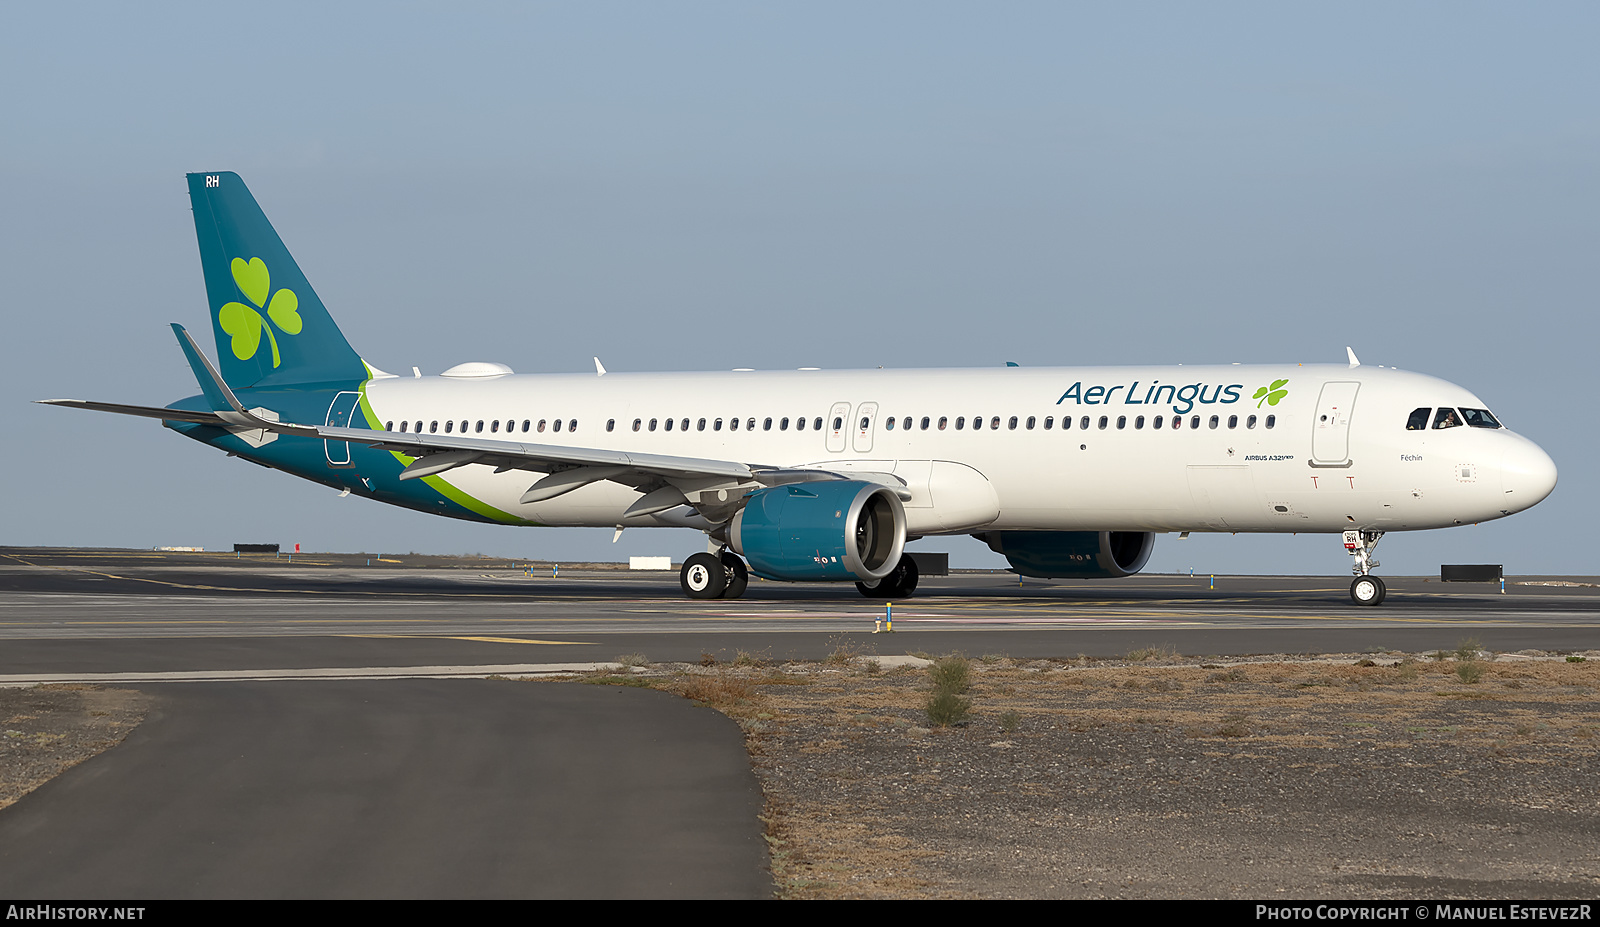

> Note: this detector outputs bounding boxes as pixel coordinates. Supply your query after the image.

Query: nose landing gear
[1344,530,1386,606]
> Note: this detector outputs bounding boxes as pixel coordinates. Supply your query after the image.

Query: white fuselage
[361,363,1557,536]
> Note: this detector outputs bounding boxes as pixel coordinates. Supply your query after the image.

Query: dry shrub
[680,673,755,707]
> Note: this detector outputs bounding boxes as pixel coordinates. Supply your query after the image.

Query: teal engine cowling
[976,530,1155,578]
[730,481,907,582]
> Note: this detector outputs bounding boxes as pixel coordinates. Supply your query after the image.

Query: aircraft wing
[39,398,904,517]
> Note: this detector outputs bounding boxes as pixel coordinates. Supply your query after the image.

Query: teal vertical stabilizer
[187,172,366,390]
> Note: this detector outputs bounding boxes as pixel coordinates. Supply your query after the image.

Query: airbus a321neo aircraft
[43,173,1558,605]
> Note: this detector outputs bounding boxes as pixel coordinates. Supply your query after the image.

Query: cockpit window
[1432,408,1462,430]
[1460,408,1501,429]
[1406,408,1431,431]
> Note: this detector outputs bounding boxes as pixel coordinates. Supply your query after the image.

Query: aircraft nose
[1500,437,1557,510]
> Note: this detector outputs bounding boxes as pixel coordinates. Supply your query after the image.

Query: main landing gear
[1344,529,1386,607]
[680,550,749,600]
[857,553,919,599]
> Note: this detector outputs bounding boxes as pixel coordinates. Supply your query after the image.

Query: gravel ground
[641,647,1600,899]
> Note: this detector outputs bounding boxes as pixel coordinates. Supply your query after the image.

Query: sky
[3,2,1596,574]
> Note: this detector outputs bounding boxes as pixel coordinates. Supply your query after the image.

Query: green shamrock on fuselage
[217,257,302,367]
[1253,379,1289,408]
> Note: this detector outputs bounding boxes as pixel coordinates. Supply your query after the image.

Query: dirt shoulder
[0,686,151,812]
[625,647,1600,899]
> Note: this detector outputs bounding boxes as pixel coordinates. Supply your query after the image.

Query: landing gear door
[852,402,878,453]
[1311,381,1360,465]
[324,391,362,467]
[826,401,852,454]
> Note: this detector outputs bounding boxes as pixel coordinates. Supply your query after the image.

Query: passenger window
[1116,415,1127,430]
[921,416,931,430]
[1098,416,1109,430]
[939,416,948,430]
[1152,415,1163,429]
[903,417,911,430]
[748,418,756,431]
[832,416,843,431]
[713,418,721,431]
[569,419,577,433]
[553,419,562,432]
[431,422,439,433]
[538,419,547,433]
[885,417,895,431]
[727,418,736,431]
[664,418,673,431]
[795,417,805,431]
[1134,416,1144,429]
[519,420,528,433]
[1081,416,1090,430]
[1060,416,1070,430]
[697,418,706,431]
[1461,408,1501,429]
[1228,415,1238,429]
[681,419,690,432]
[1208,415,1219,429]
[956,416,965,430]
[1406,407,1431,431]
[814,417,822,430]
[1433,408,1462,429]
[1191,415,1200,429]
[607,419,615,432]
[993,416,1003,430]
[763,418,772,431]
[397,421,405,432]
[1246,415,1256,429]
[649,418,658,432]
[445,421,453,433]
[1043,416,1053,430]
[633,419,642,432]
[460,421,468,433]
[1265,415,1275,429]
[490,420,499,433]
[475,421,484,433]
[1024,416,1034,430]
[1171,415,1181,429]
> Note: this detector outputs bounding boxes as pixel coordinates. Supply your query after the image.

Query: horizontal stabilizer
[35,399,230,426]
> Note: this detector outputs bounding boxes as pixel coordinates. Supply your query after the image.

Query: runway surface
[2,548,1596,675]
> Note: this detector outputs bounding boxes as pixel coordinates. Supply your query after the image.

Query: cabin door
[324,391,362,467]
[1311,381,1360,465]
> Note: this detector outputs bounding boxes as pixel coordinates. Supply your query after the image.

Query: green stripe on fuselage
[357,378,538,526]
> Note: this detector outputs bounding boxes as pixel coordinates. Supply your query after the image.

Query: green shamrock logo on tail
[218,257,301,366]
[1253,379,1289,408]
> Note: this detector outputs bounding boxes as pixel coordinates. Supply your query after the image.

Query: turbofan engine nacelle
[976,530,1155,579]
[730,481,907,582]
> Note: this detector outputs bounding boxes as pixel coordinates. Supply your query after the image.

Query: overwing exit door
[852,402,878,452]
